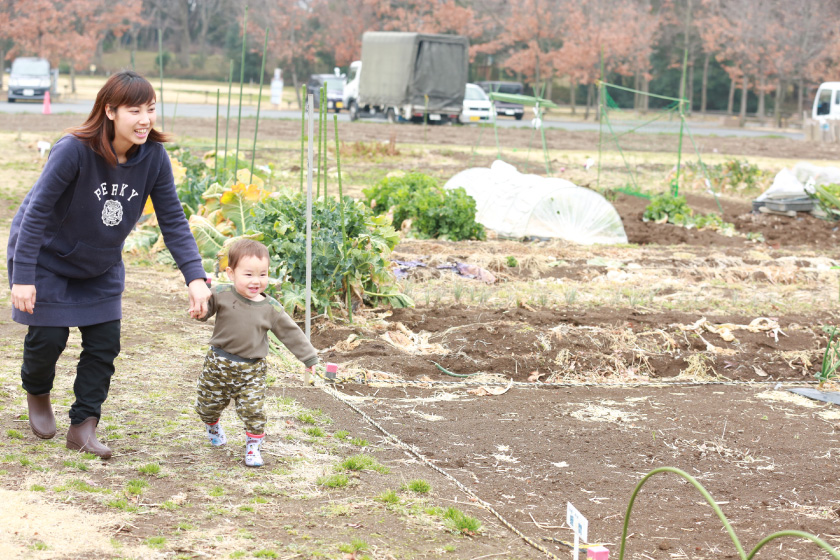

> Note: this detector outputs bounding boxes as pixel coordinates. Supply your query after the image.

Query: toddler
[195,239,318,466]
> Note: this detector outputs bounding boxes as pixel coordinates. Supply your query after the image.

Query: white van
[812,82,840,122]
[8,57,56,103]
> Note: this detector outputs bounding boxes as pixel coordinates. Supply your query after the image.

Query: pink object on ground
[326,363,338,380]
[586,546,609,559]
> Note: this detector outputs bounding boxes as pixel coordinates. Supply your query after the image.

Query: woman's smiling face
[107,102,156,161]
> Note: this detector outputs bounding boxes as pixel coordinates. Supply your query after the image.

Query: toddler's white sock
[204,421,227,446]
[245,433,264,467]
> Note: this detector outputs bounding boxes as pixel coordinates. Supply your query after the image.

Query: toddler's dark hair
[226,239,269,270]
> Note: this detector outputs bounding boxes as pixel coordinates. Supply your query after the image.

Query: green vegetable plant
[816,326,840,388]
[808,183,840,221]
[642,194,735,235]
[363,172,485,241]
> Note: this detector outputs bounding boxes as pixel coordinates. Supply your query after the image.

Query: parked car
[8,57,57,103]
[813,82,840,122]
[306,74,346,112]
[476,81,525,120]
[459,83,495,124]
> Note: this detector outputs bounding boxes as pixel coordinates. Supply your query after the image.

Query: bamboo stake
[322,85,328,199]
[249,27,269,185]
[214,89,220,181]
[157,29,165,132]
[222,60,233,180]
[233,6,248,183]
[334,115,352,324]
[171,92,179,135]
[305,93,314,383]
[300,84,306,193]
[316,85,324,198]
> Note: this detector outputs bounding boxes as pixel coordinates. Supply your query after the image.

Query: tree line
[1,0,837,125]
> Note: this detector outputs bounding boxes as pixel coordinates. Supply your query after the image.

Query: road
[0,99,804,140]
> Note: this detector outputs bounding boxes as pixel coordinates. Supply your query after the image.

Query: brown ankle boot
[26,392,56,439]
[66,417,112,459]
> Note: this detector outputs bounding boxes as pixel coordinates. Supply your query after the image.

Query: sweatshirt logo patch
[102,200,124,226]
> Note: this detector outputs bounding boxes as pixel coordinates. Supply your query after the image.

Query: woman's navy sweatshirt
[7,134,206,327]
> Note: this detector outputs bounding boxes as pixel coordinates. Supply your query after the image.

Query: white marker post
[304,93,314,385]
[566,502,588,560]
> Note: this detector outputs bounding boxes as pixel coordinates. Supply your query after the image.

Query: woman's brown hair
[66,70,170,167]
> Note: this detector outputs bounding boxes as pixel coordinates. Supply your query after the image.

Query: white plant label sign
[566,502,589,560]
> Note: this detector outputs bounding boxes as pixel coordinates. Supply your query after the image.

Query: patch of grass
[161,500,179,510]
[6,429,23,440]
[107,498,139,512]
[254,551,279,558]
[404,479,431,494]
[333,430,349,439]
[442,507,483,535]
[322,502,351,516]
[29,484,46,491]
[338,537,369,554]
[296,412,316,424]
[303,426,325,437]
[146,536,166,549]
[350,437,368,447]
[209,485,225,497]
[126,479,149,495]
[138,462,161,475]
[63,459,89,471]
[317,474,349,488]
[30,541,48,551]
[56,479,103,493]
[176,522,196,531]
[376,489,400,504]
[337,454,389,474]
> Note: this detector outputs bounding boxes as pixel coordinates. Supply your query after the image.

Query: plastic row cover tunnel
[443,160,628,244]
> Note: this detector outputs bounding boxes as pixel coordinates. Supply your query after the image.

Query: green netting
[596,80,723,213]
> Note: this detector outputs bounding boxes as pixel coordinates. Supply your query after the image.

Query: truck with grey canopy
[343,31,468,124]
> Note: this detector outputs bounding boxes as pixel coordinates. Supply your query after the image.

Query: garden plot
[0,121,839,558]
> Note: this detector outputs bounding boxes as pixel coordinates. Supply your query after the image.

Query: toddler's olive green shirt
[202,285,318,367]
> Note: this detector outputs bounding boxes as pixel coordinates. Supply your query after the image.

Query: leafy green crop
[249,192,405,313]
[363,172,485,241]
[808,183,840,221]
[643,194,735,235]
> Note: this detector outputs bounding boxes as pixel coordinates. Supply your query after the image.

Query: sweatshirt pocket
[39,241,123,279]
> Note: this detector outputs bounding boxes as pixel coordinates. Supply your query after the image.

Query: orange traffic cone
[42,91,51,115]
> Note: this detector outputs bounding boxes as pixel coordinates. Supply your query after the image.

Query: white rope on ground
[316,381,566,560]
[353,376,817,389]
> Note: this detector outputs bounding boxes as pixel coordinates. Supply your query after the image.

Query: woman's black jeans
[20,320,121,425]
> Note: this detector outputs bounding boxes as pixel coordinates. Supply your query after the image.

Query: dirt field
[0,116,839,559]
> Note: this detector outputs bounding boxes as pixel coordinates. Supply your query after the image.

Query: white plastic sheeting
[757,162,840,201]
[443,160,628,244]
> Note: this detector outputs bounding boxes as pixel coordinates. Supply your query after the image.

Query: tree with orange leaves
[556,0,659,117]
[4,0,141,93]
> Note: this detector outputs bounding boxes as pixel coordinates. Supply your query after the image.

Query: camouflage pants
[195,350,268,434]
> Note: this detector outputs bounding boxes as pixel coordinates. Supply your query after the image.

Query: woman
[7,70,211,459]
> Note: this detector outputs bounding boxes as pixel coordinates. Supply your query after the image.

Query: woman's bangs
[119,77,156,108]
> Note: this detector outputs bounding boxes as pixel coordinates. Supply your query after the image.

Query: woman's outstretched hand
[188,278,212,319]
[11,284,36,314]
